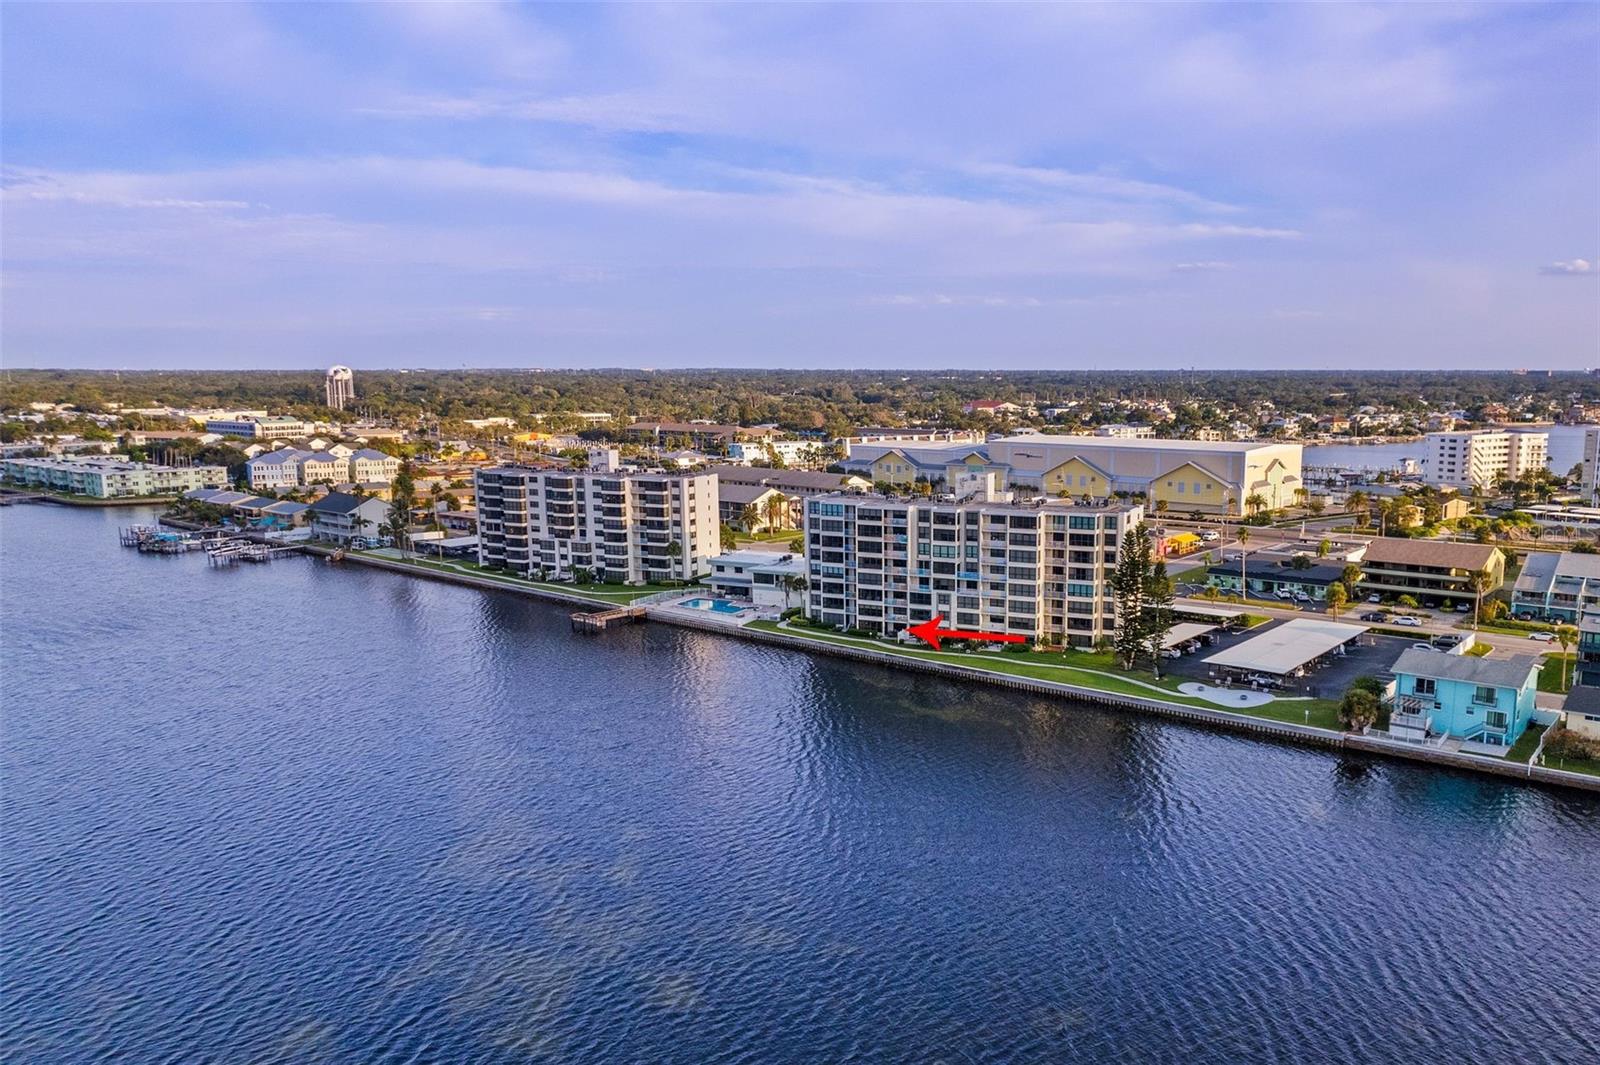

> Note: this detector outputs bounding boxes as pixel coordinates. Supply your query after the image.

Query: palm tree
[779,574,808,609]
[1326,581,1348,619]
[1154,498,1168,515]
[764,492,789,532]
[1236,526,1250,599]
[1467,568,1494,631]
[1557,625,1579,691]
[1245,493,1267,517]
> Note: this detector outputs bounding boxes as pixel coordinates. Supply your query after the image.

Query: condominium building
[1093,424,1157,439]
[325,365,356,411]
[244,447,401,489]
[1511,551,1600,622]
[1356,538,1504,606]
[475,467,719,583]
[803,492,1144,646]
[1421,429,1548,490]
[1581,427,1600,506]
[2,456,228,498]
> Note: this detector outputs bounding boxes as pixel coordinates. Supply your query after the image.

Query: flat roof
[1202,618,1370,676]
[1174,604,1246,620]
[1164,623,1217,650]
[992,433,1288,453]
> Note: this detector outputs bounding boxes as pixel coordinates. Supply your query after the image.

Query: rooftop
[1389,648,1540,689]
[1361,538,1501,571]
[1202,618,1370,675]
[993,433,1291,453]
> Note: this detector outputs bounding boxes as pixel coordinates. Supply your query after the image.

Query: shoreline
[313,544,1599,795]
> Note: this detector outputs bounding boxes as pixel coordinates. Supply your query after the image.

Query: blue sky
[2,2,1596,370]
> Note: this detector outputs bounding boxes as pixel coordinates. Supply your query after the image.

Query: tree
[1154,498,1169,515]
[1245,492,1267,516]
[1316,538,1330,558]
[1325,581,1348,619]
[1236,526,1250,598]
[1341,563,1363,591]
[779,574,808,609]
[1290,553,1313,570]
[739,503,760,531]
[1144,558,1176,679]
[763,492,789,531]
[1110,522,1154,670]
[1396,594,1419,609]
[1557,624,1579,691]
[1467,568,1495,631]
[1338,688,1380,732]
[720,524,739,551]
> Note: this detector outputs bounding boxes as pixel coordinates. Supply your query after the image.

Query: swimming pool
[679,597,746,615]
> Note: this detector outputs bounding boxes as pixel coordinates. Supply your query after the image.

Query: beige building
[804,491,1143,646]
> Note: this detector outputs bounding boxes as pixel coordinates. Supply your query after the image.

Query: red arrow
[905,614,1027,652]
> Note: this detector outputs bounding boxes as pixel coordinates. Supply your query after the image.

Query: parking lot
[1159,619,1414,699]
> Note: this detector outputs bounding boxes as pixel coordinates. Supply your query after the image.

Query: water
[680,598,748,615]
[3,505,1598,1064]
[1305,423,1589,474]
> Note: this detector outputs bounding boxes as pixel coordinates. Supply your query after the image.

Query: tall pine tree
[1144,558,1176,679]
[1111,522,1153,670]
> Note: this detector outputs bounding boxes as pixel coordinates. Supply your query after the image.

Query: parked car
[1394,616,1423,627]
[1530,631,1556,642]
[1412,642,1435,652]
[1454,603,1472,613]
[1294,592,1312,603]
[1276,589,1295,601]
[1161,648,1183,659]
[1367,594,1382,603]
[1360,611,1388,622]
[1200,531,1220,542]
[1432,634,1463,649]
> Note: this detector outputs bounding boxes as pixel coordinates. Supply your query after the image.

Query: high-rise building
[1581,427,1600,506]
[803,491,1144,647]
[1421,429,1547,490]
[325,365,356,411]
[475,467,719,583]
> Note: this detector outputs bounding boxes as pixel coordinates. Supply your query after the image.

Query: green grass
[745,619,1343,730]
[734,529,800,544]
[358,552,686,604]
[1539,753,1600,778]
[1468,618,1559,636]
[1537,653,1574,694]
[1505,722,1546,764]
[1464,642,1493,657]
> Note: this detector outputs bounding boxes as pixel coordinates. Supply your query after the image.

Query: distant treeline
[3,369,1595,437]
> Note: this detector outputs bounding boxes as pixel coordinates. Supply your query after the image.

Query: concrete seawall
[316,547,1600,795]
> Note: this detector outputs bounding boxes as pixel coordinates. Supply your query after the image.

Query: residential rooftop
[1389,649,1541,689]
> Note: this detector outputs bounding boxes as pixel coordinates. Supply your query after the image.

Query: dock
[206,539,305,566]
[571,605,646,632]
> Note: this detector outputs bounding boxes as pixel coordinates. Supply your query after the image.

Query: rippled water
[3,505,1598,1064]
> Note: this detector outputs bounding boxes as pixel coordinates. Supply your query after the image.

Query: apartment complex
[475,467,719,583]
[1582,427,1600,506]
[803,492,1143,646]
[1357,538,1504,606]
[245,447,400,489]
[2,456,228,498]
[1421,429,1547,490]
[842,434,1303,517]
[1511,551,1600,622]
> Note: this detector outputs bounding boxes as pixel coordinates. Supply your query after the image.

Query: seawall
[314,546,1600,795]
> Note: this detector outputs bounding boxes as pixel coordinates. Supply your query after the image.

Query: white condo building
[2,456,228,498]
[804,491,1144,647]
[1422,429,1547,490]
[325,366,356,411]
[1582,428,1600,506]
[475,467,719,583]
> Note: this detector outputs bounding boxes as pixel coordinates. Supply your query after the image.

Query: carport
[1201,618,1370,686]
[1162,622,1218,650]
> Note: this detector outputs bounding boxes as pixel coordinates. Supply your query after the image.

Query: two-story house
[1387,649,1540,749]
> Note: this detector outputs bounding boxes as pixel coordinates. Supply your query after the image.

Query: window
[1414,677,1436,696]
[1473,685,1498,706]
[1485,710,1508,730]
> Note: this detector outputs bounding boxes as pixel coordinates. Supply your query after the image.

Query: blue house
[1387,649,1540,749]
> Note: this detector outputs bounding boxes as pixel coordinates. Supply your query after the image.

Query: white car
[1394,616,1422,627]
[1367,594,1382,604]
[1412,642,1435,652]
[1529,631,1556,642]
[1200,531,1220,542]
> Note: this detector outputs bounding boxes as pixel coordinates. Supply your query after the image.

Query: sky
[2,2,1597,371]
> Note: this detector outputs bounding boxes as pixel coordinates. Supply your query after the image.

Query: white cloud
[1171,261,1233,272]
[1541,258,1595,276]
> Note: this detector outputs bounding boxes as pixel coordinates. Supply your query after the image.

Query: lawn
[745,619,1343,730]
[1464,642,1493,658]
[1538,653,1575,694]
[1540,753,1600,778]
[1505,722,1546,764]
[360,552,687,604]
[734,529,801,545]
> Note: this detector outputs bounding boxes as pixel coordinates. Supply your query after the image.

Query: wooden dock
[571,605,646,632]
